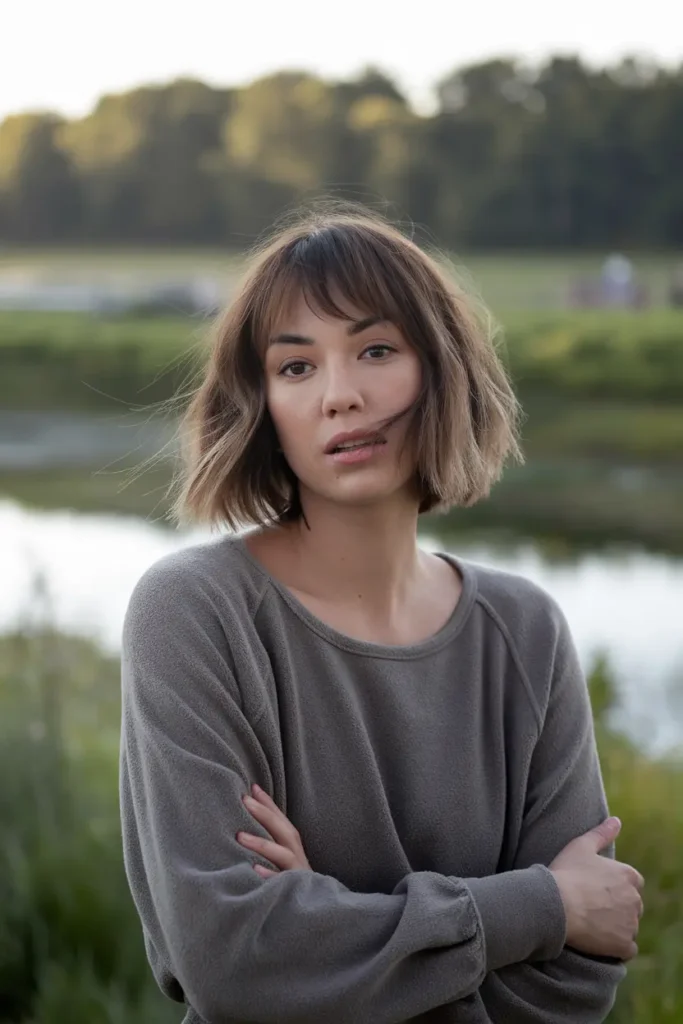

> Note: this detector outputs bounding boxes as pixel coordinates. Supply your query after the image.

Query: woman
[119,204,644,1024]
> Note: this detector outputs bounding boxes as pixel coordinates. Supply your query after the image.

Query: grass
[0,629,179,1023]
[0,310,202,410]
[0,623,681,1022]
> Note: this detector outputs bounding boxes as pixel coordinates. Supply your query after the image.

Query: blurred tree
[127,79,234,242]
[0,114,83,241]
[637,67,683,245]
[1,56,682,248]
[58,79,232,242]
[430,59,535,245]
[340,66,407,106]
[225,71,338,190]
[346,95,416,208]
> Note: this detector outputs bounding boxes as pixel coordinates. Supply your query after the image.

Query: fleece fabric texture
[119,532,626,1023]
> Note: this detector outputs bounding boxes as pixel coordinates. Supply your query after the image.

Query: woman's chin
[304,473,413,509]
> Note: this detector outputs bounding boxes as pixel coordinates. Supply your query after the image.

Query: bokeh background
[1,4,682,1021]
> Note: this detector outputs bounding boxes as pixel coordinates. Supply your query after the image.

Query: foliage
[1,58,683,247]
[504,311,683,401]
[0,311,203,410]
[0,630,180,1022]
[589,657,683,1022]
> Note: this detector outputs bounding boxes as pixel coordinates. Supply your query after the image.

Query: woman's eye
[279,361,310,377]
[363,344,395,359]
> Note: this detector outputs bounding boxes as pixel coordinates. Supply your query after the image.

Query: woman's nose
[320,367,365,417]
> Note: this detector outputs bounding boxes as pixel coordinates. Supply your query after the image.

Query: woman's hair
[170,201,524,530]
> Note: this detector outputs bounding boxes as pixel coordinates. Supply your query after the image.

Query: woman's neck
[262,494,425,622]
[244,490,464,647]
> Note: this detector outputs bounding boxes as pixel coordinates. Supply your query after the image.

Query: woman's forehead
[266,282,378,335]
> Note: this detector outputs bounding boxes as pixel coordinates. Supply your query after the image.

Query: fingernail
[243,795,256,807]
[252,784,262,795]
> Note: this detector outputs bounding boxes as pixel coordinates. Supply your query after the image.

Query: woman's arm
[119,562,566,1024]
[477,603,628,1022]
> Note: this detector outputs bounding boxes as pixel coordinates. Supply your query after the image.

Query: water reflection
[1,498,681,757]
[0,409,173,470]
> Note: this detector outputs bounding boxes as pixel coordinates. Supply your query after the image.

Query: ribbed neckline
[229,532,477,661]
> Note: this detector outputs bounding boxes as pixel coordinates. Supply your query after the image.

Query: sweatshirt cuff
[464,864,567,972]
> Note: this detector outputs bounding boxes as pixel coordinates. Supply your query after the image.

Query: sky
[3,0,681,123]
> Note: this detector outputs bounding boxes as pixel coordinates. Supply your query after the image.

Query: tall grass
[0,628,180,1023]
[0,626,681,1022]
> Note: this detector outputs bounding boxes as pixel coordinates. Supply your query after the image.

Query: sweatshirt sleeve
[474,599,627,1023]
[118,561,566,1024]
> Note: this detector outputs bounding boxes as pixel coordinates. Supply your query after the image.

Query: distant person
[601,253,635,307]
[119,204,643,1023]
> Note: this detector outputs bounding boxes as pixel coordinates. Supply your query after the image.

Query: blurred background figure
[0,2,681,1022]
[569,254,650,309]
[601,254,636,307]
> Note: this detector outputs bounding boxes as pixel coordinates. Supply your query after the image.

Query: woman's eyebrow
[269,316,389,348]
[348,315,388,336]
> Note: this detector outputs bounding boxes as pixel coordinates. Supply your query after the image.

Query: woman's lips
[327,440,387,465]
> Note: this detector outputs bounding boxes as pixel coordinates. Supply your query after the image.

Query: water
[1,496,681,758]
[0,409,172,470]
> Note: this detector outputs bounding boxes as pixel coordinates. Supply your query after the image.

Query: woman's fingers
[250,785,280,813]
[254,864,278,879]
[237,831,295,869]
[243,789,296,847]
[240,784,312,872]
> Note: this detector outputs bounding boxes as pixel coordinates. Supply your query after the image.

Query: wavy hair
[169,201,524,530]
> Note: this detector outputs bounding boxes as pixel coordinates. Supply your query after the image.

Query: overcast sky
[3,0,680,122]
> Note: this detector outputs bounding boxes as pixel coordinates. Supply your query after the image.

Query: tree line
[1,56,682,250]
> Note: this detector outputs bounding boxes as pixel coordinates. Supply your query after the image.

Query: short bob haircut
[170,202,524,530]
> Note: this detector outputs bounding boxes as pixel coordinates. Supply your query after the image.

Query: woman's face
[263,292,423,511]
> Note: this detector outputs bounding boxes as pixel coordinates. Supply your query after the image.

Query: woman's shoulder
[120,534,276,726]
[460,555,570,648]
[124,532,269,631]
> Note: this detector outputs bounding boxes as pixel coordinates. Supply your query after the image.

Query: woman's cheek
[268,408,312,471]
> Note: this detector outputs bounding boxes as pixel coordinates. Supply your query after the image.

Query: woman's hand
[237,784,312,878]
[550,816,645,960]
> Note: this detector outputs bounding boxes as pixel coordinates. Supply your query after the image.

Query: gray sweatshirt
[119,532,626,1024]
